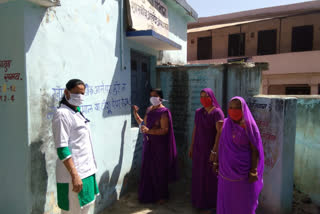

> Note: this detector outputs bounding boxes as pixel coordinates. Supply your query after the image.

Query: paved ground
[292,189,320,214]
[100,180,320,214]
[101,179,201,214]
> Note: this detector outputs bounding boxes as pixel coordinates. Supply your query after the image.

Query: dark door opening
[228,33,245,57]
[197,36,212,60]
[285,85,311,95]
[291,25,313,52]
[131,51,152,127]
[257,29,277,55]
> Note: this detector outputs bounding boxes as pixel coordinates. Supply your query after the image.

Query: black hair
[59,79,85,107]
[150,88,163,99]
[66,79,85,90]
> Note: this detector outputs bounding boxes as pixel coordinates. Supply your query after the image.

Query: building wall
[268,85,286,95]
[158,65,223,176]
[241,19,281,57]
[0,2,30,213]
[294,97,320,206]
[248,96,297,214]
[187,30,211,61]
[212,26,240,59]
[254,51,320,75]
[24,1,131,213]
[280,13,320,53]
[189,19,282,60]
[160,0,191,64]
[188,51,320,95]
[157,63,263,176]
[226,64,262,104]
[158,66,297,213]
[188,13,320,95]
[0,0,192,213]
[255,51,320,95]
[188,12,320,61]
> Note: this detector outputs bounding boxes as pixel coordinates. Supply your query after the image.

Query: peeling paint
[168,70,190,174]
[1,0,194,213]
[250,96,297,214]
[44,192,60,214]
[106,14,110,23]
[30,141,48,214]
[295,98,320,206]
[158,64,263,177]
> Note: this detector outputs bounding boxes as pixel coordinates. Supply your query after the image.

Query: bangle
[211,150,217,155]
[249,171,258,177]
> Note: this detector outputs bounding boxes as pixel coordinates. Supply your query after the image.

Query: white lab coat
[52,104,97,183]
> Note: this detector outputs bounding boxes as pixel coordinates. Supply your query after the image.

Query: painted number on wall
[0,60,19,103]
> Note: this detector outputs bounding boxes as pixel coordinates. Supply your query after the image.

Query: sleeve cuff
[61,155,72,162]
[57,147,71,161]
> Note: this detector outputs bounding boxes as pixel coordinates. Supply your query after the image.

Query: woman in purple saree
[213,97,264,214]
[188,88,224,213]
[133,88,178,204]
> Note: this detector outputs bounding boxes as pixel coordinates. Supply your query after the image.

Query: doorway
[131,51,152,127]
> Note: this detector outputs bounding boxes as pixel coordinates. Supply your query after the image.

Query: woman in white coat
[52,79,99,214]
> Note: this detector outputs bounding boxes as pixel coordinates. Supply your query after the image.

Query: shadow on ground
[99,179,201,214]
[100,181,320,214]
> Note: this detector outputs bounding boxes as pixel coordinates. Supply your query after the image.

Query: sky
[186,0,315,17]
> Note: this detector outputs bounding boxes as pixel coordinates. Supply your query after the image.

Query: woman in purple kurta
[214,97,264,214]
[133,89,178,204]
[188,88,224,212]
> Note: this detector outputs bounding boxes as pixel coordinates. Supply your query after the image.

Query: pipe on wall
[119,0,126,70]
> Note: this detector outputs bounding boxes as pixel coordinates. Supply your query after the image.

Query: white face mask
[150,97,162,106]
[68,93,84,106]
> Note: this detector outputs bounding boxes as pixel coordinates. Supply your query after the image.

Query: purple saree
[138,107,178,203]
[192,88,224,209]
[217,96,264,214]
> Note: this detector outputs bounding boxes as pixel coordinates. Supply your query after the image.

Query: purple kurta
[217,96,264,214]
[138,107,178,203]
[192,88,224,209]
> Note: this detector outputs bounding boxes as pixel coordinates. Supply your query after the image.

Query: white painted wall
[0,0,193,212]
[160,0,190,64]
[21,0,192,213]
[25,0,135,213]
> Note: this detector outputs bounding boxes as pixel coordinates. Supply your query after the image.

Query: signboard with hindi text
[127,0,169,37]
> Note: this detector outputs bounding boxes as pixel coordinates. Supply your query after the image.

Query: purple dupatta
[217,96,264,214]
[139,107,178,203]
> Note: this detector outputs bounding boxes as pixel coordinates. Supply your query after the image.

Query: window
[257,30,277,55]
[197,36,212,60]
[285,85,310,95]
[228,33,245,57]
[292,25,313,52]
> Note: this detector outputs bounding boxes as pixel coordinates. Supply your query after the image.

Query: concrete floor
[100,180,320,214]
